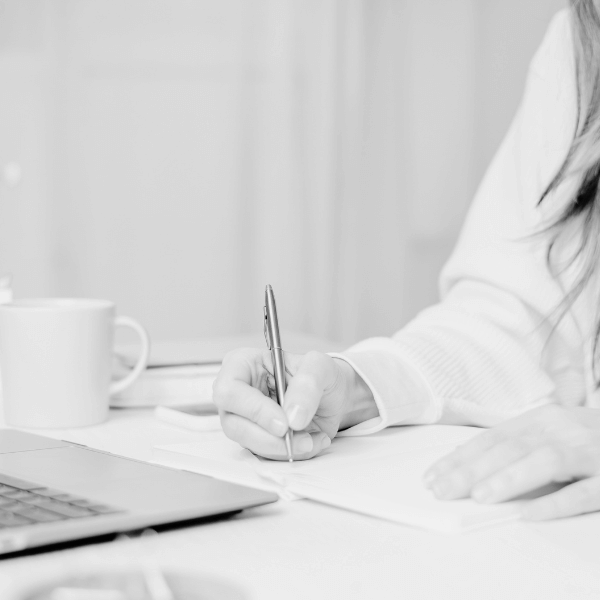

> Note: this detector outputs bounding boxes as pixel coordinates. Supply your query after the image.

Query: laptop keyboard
[0,473,123,528]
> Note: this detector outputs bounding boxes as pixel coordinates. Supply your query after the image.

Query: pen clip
[263,306,272,350]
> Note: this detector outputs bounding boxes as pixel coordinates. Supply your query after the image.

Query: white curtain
[0,0,565,345]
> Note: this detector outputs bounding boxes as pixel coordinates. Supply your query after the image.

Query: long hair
[541,0,600,383]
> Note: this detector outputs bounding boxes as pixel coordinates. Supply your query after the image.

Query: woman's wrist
[334,357,379,430]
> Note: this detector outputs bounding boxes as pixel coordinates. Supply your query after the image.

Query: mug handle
[110,316,151,395]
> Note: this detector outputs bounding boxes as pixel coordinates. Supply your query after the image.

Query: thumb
[284,351,338,431]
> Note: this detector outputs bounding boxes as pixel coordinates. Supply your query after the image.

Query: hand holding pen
[213,290,379,461]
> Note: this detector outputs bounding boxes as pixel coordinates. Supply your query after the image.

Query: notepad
[152,425,526,533]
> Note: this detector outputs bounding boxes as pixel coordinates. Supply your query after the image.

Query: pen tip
[266,284,272,290]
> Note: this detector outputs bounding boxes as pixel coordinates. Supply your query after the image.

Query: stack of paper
[153,425,527,533]
[111,363,220,408]
[111,340,222,408]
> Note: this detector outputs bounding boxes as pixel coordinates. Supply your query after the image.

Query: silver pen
[264,284,293,462]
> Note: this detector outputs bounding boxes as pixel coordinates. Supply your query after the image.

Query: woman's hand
[212,348,378,461]
[424,405,600,520]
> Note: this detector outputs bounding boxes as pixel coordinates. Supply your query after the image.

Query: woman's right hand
[212,348,378,461]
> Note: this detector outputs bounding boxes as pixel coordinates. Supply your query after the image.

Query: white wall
[0,0,566,345]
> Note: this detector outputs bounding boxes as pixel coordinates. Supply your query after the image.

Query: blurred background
[0,0,565,346]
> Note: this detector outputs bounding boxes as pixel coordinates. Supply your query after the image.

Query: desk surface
[1,337,600,599]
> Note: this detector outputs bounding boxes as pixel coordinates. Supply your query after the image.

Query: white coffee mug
[0,298,150,428]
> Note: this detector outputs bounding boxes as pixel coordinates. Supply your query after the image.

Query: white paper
[153,425,524,533]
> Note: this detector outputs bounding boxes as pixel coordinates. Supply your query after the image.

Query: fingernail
[520,504,545,521]
[271,419,288,437]
[288,406,308,429]
[472,484,492,503]
[431,479,452,500]
[319,434,331,450]
[520,506,534,520]
[423,471,437,487]
[297,434,313,453]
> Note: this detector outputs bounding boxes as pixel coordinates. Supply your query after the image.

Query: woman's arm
[213,11,589,467]
[335,9,587,435]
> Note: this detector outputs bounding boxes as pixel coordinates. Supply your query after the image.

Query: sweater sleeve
[334,9,588,436]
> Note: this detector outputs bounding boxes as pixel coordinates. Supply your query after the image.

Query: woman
[213,3,600,521]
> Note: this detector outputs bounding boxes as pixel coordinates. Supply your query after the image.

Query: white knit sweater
[335,9,600,436]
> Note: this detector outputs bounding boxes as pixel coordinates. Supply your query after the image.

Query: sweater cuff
[328,337,441,437]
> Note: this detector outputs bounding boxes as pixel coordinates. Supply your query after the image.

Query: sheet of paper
[153,431,279,494]
[279,444,521,533]
[153,425,524,533]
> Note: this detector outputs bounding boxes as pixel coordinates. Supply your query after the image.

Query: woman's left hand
[423,405,600,520]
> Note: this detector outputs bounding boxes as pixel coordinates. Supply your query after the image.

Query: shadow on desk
[0,510,243,561]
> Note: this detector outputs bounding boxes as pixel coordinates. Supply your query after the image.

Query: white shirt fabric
[334,9,600,437]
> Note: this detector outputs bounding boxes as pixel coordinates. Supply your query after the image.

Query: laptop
[0,429,277,555]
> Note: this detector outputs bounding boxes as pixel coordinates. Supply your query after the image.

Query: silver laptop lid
[0,429,277,555]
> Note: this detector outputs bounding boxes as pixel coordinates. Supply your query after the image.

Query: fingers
[424,428,506,486]
[424,404,600,512]
[284,351,340,431]
[427,432,569,504]
[425,436,534,500]
[221,413,331,461]
[522,476,600,521]
[213,348,290,437]
[215,380,289,437]
[469,446,565,503]
[427,436,572,505]
[217,347,263,386]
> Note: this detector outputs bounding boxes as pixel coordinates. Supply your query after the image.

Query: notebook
[111,340,222,408]
[152,424,528,534]
[110,363,220,408]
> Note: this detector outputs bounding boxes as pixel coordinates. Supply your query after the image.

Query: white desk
[1,337,600,599]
